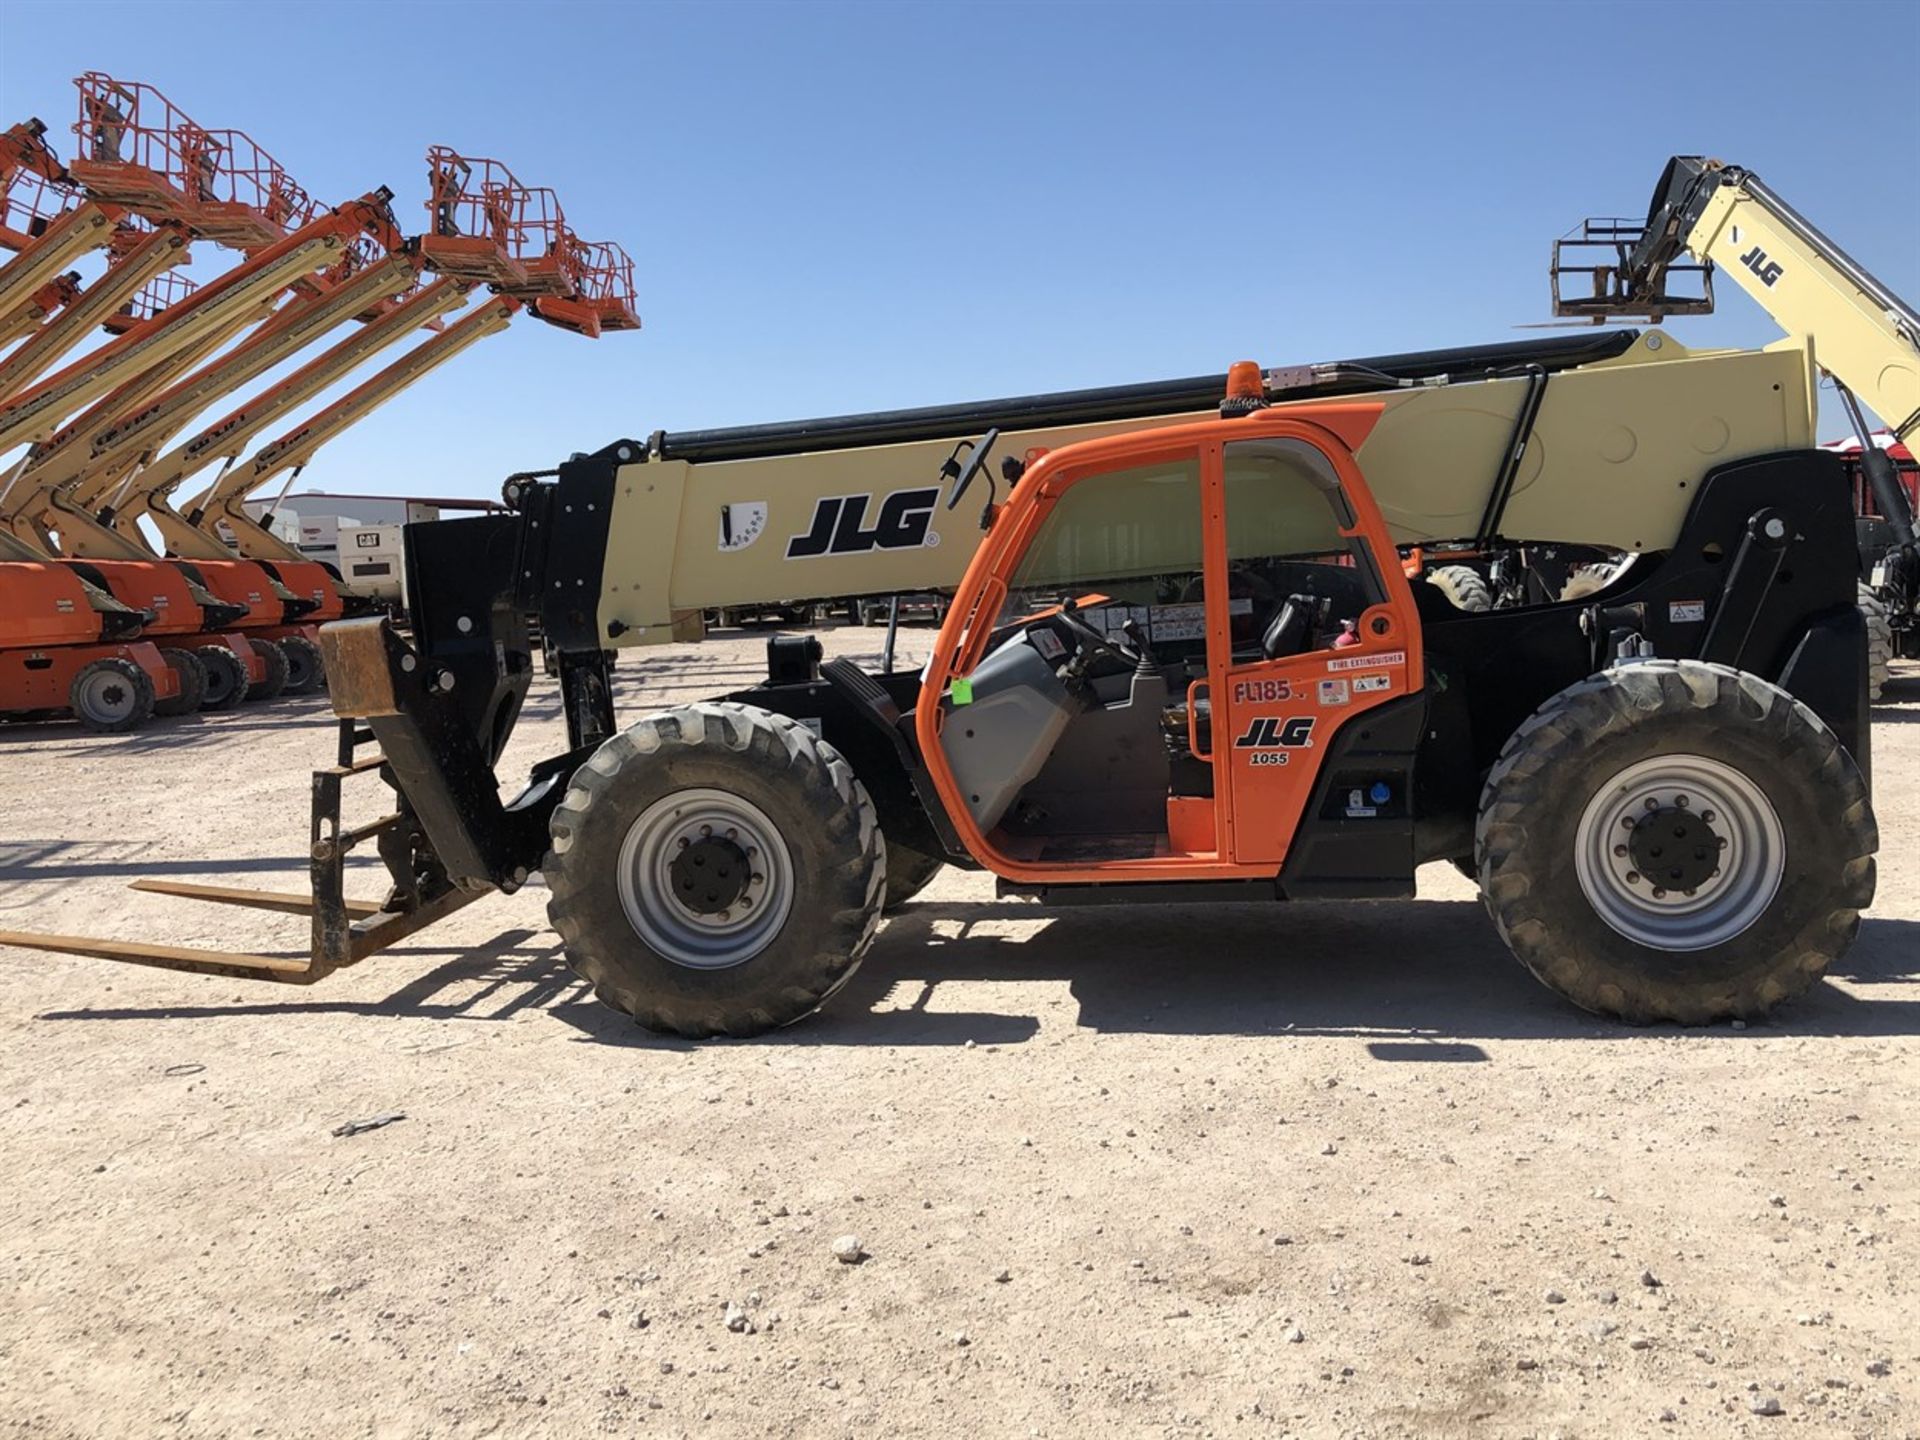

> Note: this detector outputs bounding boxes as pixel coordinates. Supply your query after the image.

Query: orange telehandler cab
[913,404,1421,886]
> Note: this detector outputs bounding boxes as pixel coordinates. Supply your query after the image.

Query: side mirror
[944,428,1002,513]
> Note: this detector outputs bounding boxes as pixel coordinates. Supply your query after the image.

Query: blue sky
[3,0,1916,503]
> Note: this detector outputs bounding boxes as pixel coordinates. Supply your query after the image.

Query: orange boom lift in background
[1,75,639,732]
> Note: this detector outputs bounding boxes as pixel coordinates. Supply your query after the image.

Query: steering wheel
[1057,601,1142,670]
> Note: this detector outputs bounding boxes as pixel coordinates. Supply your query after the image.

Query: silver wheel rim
[76,668,137,724]
[615,787,795,969]
[1573,753,1784,951]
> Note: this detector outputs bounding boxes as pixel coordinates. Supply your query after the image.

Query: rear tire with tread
[1475,659,1875,1024]
[153,648,207,717]
[546,702,886,1038]
[279,634,326,695]
[1559,565,1613,602]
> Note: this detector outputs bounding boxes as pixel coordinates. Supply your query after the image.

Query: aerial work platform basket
[508,184,583,298]
[532,237,640,337]
[67,74,310,248]
[1,118,73,250]
[420,147,598,303]
[421,147,534,289]
[99,267,196,335]
[0,168,75,253]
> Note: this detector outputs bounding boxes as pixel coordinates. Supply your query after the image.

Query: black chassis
[1853,450,1920,658]
[353,444,1867,916]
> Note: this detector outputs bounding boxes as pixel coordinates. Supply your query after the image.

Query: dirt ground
[0,625,1915,1439]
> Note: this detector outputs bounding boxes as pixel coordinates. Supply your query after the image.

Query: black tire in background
[68,657,155,734]
[153,648,208,717]
[1427,564,1493,613]
[194,645,248,711]
[1559,565,1614,602]
[545,702,887,1038]
[1859,581,1893,701]
[1475,659,1876,1024]
[279,634,327,695]
[244,638,290,702]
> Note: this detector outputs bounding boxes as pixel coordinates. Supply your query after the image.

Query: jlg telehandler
[2,157,1903,1035]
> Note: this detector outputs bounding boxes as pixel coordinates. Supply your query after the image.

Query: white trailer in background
[242,490,504,612]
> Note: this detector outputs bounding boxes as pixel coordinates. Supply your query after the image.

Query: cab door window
[1220,437,1385,660]
[1001,453,1208,660]
[1216,436,1403,867]
[945,451,1208,863]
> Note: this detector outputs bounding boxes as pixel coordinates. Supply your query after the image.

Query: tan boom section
[594,333,1813,645]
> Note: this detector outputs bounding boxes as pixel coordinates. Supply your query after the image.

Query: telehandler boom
[1553,156,1919,691]
[0,158,1902,1036]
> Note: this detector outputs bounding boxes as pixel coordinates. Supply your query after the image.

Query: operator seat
[1258,593,1328,662]
[1161,593,1331,774]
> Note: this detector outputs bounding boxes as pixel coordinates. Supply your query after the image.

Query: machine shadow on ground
[37,899,1920,1056]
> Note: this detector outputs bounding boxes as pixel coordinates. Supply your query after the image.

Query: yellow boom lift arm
[87,277,473,553]
[165,293,520,564]
[1552,155,1918,547]
[4,245,418,552]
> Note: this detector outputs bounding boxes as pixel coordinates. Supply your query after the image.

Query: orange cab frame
[915,402,1423,886]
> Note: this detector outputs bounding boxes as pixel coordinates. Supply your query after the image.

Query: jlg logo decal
[1737,243,1784,287]
[786,488,941,559]
[1234,714,1315,765]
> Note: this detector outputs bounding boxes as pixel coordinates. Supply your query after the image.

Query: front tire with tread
[245,638,290,702]
[546,702,886,1038]
[68,657,155,734]
[279,634,326,695]
[1475,659,1875,1024]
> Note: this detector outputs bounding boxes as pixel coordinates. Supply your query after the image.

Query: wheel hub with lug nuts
[670,834,751,916]
[1624,803,1723,895]
[1574,754,1785,951]
[616,787,794,969]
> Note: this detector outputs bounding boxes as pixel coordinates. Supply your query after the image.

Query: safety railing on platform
[100,268,197,335]
[0,169,75,252]
[421,146,531,288]
[531,236,640,337]
[68,74,308,248]
[510,185,582,298]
